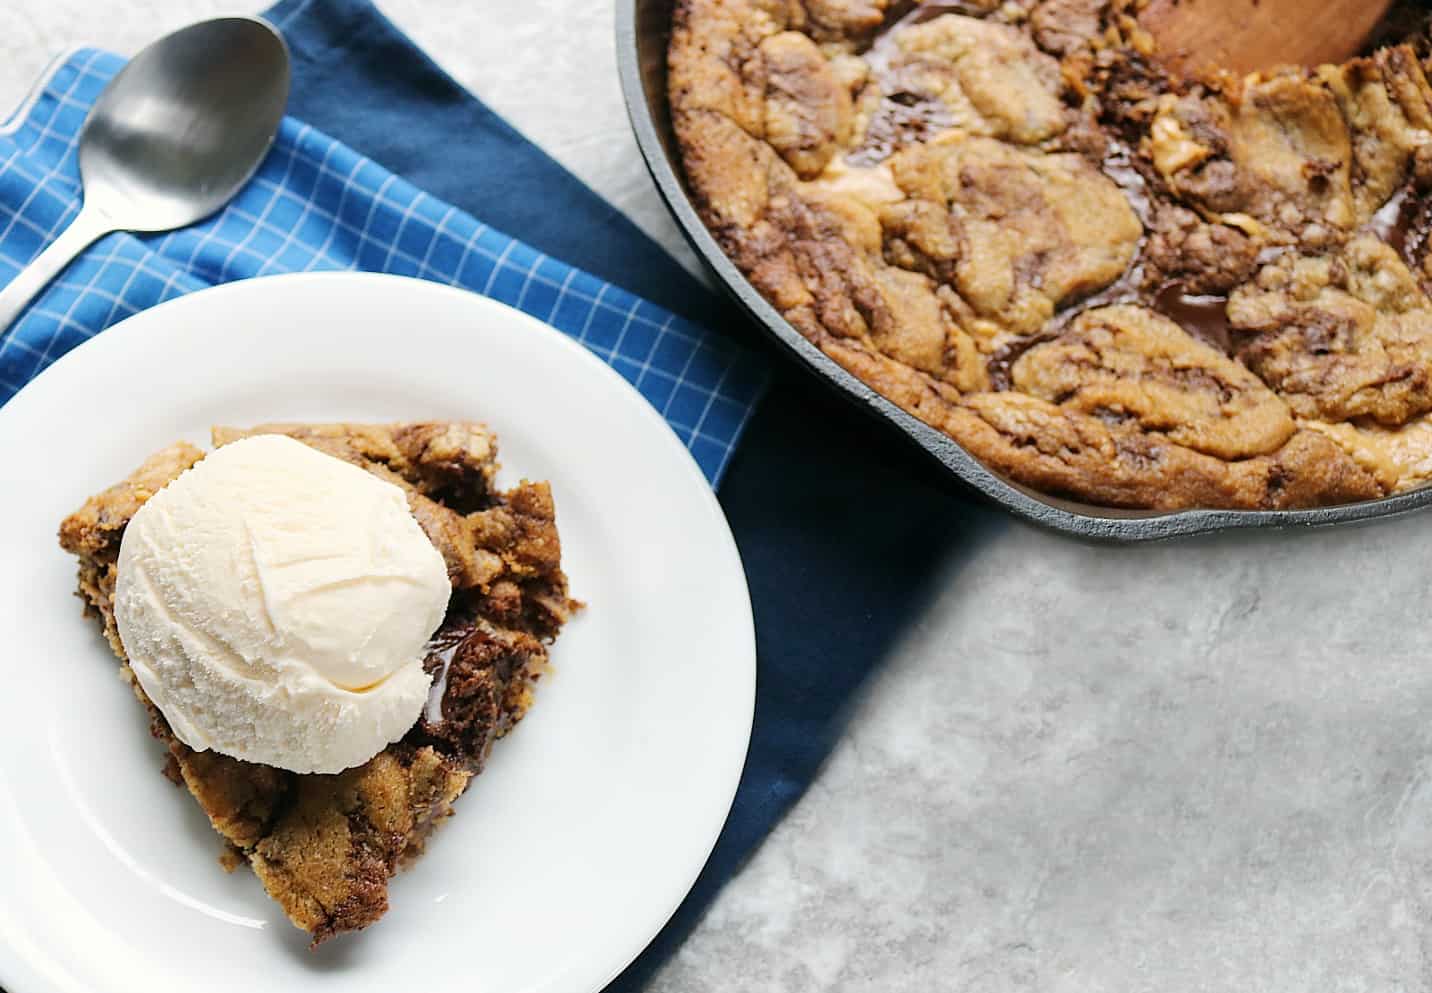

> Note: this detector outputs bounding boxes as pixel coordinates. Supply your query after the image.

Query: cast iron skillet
[615,0,1432,541]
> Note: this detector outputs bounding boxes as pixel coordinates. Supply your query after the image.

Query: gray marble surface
[6,3,1432,991]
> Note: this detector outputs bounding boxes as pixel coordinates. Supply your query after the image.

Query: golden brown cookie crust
[58,422,578,944]
[669,0,1432,510]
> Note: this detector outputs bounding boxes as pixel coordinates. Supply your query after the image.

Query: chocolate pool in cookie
[669,0,1432,510]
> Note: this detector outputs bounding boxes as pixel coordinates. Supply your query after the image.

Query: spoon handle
[0,205,116,334]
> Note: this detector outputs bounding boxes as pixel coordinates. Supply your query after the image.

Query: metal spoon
[0,17,290,332]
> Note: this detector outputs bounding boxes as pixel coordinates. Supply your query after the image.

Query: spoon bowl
[80,17,290,231]
[0,17,290,329]
[1140,0,1395,79]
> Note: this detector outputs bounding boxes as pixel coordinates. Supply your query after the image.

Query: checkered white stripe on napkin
[0,49,767,484]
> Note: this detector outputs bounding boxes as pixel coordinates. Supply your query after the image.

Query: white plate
[0,273,755,993]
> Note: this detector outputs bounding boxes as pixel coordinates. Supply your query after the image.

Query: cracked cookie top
[669,0,1432,510]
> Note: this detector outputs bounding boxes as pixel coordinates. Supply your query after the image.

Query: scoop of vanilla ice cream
[114,434,451,774]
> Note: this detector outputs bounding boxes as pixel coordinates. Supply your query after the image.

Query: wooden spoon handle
[1141,0,1395,78]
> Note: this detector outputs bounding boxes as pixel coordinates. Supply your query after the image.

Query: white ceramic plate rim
[0,272,755,993]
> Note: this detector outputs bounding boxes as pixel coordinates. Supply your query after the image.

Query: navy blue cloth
[263,1,983,987]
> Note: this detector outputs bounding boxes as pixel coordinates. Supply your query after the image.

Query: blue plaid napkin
[0,49,767,485]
